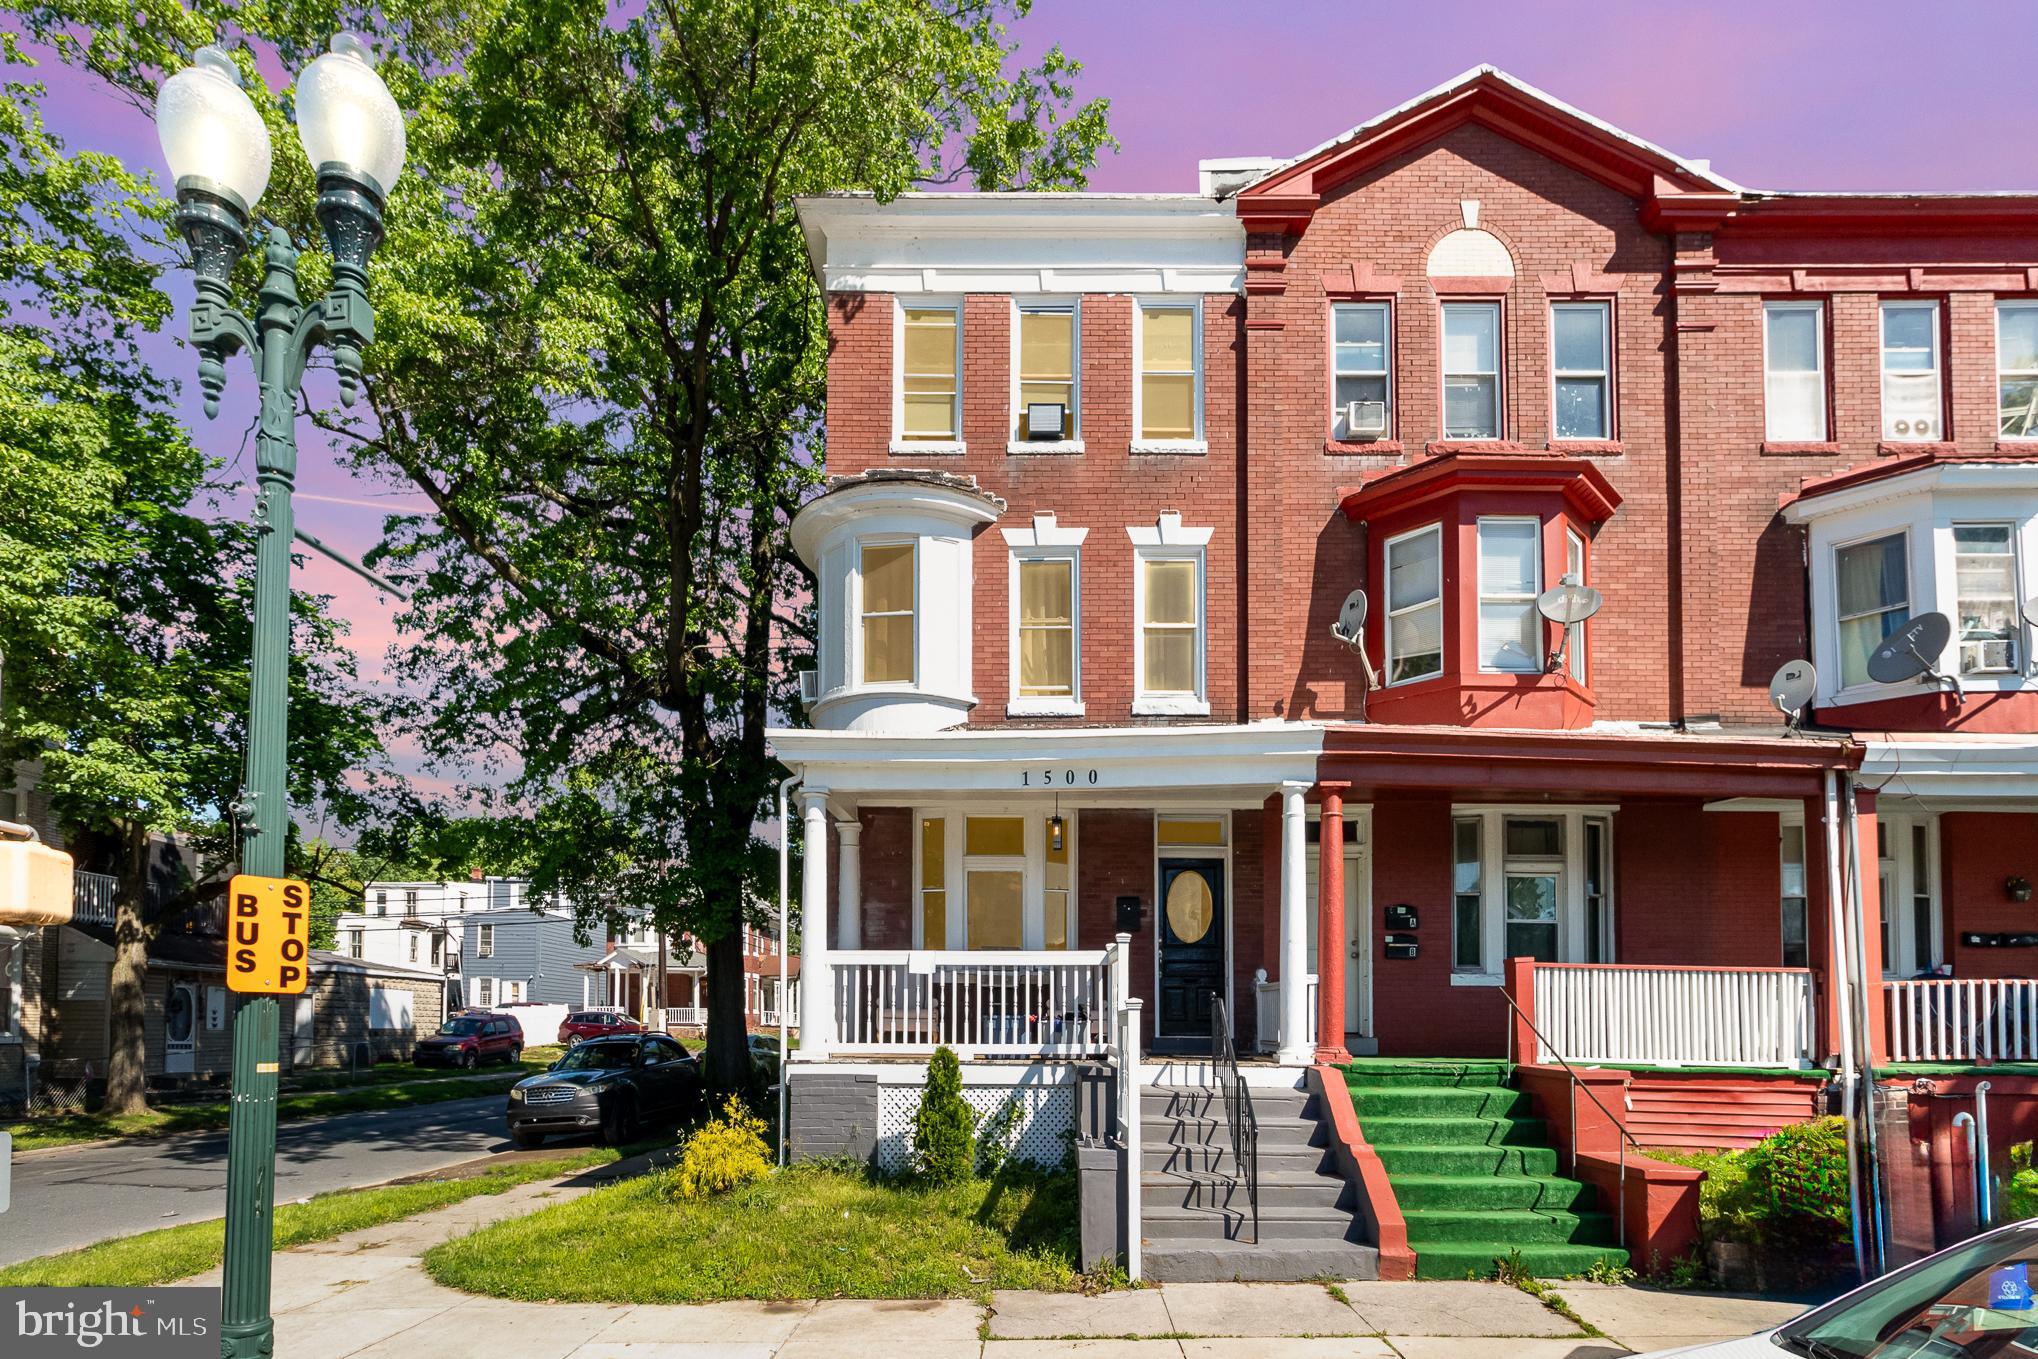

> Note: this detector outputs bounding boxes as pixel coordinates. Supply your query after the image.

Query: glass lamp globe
[293,33,407,198]
[156,46,272,213]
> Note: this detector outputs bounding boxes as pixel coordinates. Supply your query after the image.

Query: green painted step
[1360,1115,1549,1148]
[1341,1060,1511,1088]
[1389,1174,1595,1213]
[1373,1143,1563,1177]
[1401,1207,1617,1246]
[1408,1241,1630,1282]
[1346,1085,1529,1119]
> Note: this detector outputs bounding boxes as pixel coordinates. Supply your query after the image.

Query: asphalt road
[0,1091,555,1266]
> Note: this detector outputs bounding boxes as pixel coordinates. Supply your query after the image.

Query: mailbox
[1384,933,1418,960]
[1384,904,1419,932]
[1114,895,1145,935]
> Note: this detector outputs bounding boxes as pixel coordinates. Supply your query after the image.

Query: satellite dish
[1329,587,1381,692]
[1865,611,1964,704]
[1537,574,1602,674]
[1769,659,1818,731]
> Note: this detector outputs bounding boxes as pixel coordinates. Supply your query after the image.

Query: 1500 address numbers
[1020,768,1100,786]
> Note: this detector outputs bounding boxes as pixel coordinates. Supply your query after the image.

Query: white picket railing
[1531,963,1819,1068]
[1887,978,2038,1063]
[1251,970,1318,1054]
[664,1006,707,1027]
[829,948,1115,1057]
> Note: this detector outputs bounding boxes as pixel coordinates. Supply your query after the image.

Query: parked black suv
[505,1033,700,1148]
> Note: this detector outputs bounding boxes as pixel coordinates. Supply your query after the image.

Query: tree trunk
[703,928,749,1095]
[102,820,152,1115]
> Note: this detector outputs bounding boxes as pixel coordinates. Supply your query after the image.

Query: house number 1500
[1021,768,1100,786]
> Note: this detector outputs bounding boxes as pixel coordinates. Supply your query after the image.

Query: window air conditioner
[1025,402,1068,441]
[797,669,821,706]
[1344,400,1388,439]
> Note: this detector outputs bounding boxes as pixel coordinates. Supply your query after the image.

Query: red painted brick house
[769,67,2038,1277]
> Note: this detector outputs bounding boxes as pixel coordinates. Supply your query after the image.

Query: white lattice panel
[875,1078,1074,1173]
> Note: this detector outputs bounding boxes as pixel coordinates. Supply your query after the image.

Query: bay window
[1954,524,2020,674]
[1565,529,1588,685]
[1551,301,1611,440]
[858,541,916,685]
[1835,532,1909,688]
[1764,302,1826,442]
[1384,523,1443,684]
[1476,517,1542,673]
[1999,301,2038,439]
[1880,301,1942,442]
[1016,303,1078,442]
[1442,302,1501,439]
[1136,301,1201,447]
[913,810,1077,951]
[1332,302,1391,439]
[898,303,961,444]
[1451,808,1613,979]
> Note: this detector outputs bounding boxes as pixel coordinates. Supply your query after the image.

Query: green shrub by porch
[913,1046,977,1185]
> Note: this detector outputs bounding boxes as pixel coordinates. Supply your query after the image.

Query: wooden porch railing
[1887,978,2038,1063]
[1529,962,1818,1069]
[829,948,1115,1057]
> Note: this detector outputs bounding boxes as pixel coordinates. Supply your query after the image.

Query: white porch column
[1277,780,1312,1066]
[835,817,862,951]
[796,788,833,1058]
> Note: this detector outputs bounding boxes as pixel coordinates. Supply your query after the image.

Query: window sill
[1006,698,1086,718]
[1760,441,1843,456]
[1326,438,1403,456]
[1877,440,1959,457]
[1995,440,2038,454]
[1547,439,1624,456]
[1130,439,1208,456]
[889,440,967,457]
[1424,440,1526,456]
[1132,695,1211,716]
[1007,439,1086,456]
[1450,973,1504,988]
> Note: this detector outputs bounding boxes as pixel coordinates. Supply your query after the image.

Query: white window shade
[1835,533,1909,688]
[1477,519,1541,672]
[1765,304,1826,442]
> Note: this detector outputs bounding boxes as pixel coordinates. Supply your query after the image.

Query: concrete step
[1144,1141,1334,1176]
[1142,1237,1380,1283]
[1142,1168,1353,1212]
[1152,1115,1322,1150]
[1142,1201,1360,1243]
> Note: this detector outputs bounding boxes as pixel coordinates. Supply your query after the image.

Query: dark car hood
[518,1067,629,1089]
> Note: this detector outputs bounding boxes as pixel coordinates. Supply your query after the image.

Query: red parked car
[557,1010,643,1046]
[413,1011,524,1068]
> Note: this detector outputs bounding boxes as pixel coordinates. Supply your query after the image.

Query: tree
[0,35,383,1112]
[17,0,1113,1090]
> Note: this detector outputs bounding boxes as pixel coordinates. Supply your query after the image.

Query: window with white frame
[1955,524,2021,674]
[375,890,387,917]
[1999,302,2038,439]
[858,540,916,685]
[478,923,494,958]
[347,929,362,959]
[1476,517,1542,673]
[1835,532,1910,688]
[1332,302,1391,439]
[475,975,495,1007]
[1881,301,1943,442]
[1442,302,1501,439]
[1016,303,1078,442]
[1780,823,1809,969]
[1551,301,1611,440]
[913,810,1075,951]
[1564,529,1588,685]
[409,933,419,962]
[1450,809,1613,977]
[1136,301,1201,446]
[1764,302,1827,442]
[1384,524,1443,684]
[1877,815,1939,977]
[1137,554,1202,700]
[898,303,961,443]
[1014,553,1077,700]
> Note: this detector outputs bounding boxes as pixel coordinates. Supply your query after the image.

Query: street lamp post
[156,35,405,1359]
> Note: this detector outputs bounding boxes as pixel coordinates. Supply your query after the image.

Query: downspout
[777,771,801,1167]
[1840,770,1887,1276]
[1824,768,1866,1282]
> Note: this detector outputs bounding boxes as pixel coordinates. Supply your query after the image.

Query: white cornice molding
[1860,736,2038,802]
[1782,462,2038,523]
[1001,512,1089,548]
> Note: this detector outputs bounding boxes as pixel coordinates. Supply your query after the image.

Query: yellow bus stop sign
[227,874,312,994]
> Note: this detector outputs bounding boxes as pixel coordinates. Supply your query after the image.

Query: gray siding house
[455,906,613,1010]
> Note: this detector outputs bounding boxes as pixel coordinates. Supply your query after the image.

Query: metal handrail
[1498,984,1637,1250]
[1211,993,1259,1245]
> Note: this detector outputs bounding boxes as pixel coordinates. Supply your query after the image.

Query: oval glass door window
[1166,872,1214,944]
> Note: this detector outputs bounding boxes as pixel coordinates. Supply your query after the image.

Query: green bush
[913,1046,976,1185]
[663,1096,772,1200]
[1741,1117,1851,1253]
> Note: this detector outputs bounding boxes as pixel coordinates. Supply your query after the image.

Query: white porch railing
[1530,963,1818,1068]
[829,948,1116,1057]
[1887,978,2038,1063]
[664,1006,707,1027]
[1251,970,1318,1054]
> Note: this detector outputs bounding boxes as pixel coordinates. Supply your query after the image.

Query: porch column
[1851,782,1888,1063]
[1807,789,1848,1064]
[1314,783,1352,1064]
[796,788,833,1059]
[1277,781,1312,1066]
[835,818,862,951]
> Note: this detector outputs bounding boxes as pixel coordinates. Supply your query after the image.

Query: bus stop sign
[226,874,311,994]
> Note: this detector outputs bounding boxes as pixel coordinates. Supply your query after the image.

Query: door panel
[1305,849,1372,1040]
[1156,859,1225,1049]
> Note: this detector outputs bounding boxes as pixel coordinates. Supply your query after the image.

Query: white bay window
[1835,532,1910,689]
[1954,524,2020,674]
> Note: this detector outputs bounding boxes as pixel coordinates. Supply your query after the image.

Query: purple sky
[24,0,2038,791]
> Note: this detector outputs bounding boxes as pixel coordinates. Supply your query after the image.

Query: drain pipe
[776,771,801,1167]
[1977,1080,1995,1228]
[1824,769,1866,1283]
[1840,772,1887,1276]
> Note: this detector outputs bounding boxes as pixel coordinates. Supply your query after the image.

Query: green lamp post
[155,35,405,1359]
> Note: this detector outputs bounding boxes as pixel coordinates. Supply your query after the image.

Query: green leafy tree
[0,35,383,1113]
[17,0,1113,1089]
[912,1045,975,1186]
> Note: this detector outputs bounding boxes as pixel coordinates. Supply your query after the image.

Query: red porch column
[1504,956,1538,1064]
[1314,783,1352,1064]
[1854,784,1888,1064]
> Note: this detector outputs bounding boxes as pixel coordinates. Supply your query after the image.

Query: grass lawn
[0,1143,642,1289]
[423,1162,1083,1303]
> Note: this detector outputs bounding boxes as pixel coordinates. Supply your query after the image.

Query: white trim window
[895,301,963,449]
[1133,300,1204,451]
[1877,814,1940,978]
[1002,514,1088,717]
[912,810,1076,951]
[1881,300,1943,442]
[1999,301,2038,440]
[475,975,495,1007]
[347,929,363,959]
[1835,531,1910,689]
[1442,301,1502,439]
[1384,523,1444,684]
[477,923,495,959]
[1551,300,1611,440]
[1332,302,1391,439]
[1780,822,1809,969]
[1127,515,1212,714]
[1013,301,1080,448]
[857,540,917,686]
[1476,517,1542,673]
[1451,807,1614,980]
[1953,523,2021,674]
[1764,301,1827,442]
[1564,528,1589,686]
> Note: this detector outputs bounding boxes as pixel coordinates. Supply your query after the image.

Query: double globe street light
[155,36,405,1359]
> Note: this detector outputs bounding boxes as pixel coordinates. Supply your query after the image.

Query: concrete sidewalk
[192,1175,1806,1358]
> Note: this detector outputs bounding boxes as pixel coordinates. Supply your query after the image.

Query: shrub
[1741,1117,1851,1253]
[913,1046,976,1185]
[664,1096,772,1200]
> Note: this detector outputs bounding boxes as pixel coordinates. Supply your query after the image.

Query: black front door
[1155,859,1225,1052]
